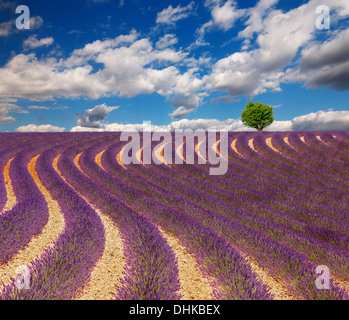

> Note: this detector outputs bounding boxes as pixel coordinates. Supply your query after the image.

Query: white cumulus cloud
[291,110,349,131]
[156,2,195,25]
[16,124,65,132]
[75,103,119,128]
[23,35,54,50]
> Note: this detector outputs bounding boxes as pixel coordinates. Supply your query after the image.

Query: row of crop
[163,133,349,215]
[55,137,182,300]
[0,134,54,212]
[0,133,76,264]
[131,137,349,274]
[268,133,335,178]
[85,140,349,299]
[234,133,349,193]
[0,133,106,212]
[130,137,349,253]
[252,135,349,229]
[254,132,347,182]
[307,132,349,162]
[142,133,349,239]
[154,136,349,268]
[215,133,349,210]
[233,132,347,189]
[0,133,115,299]
[318,132,349,158]
[144,132,349,232]
[217,133,348,218]
[286,132,349,179]
[1,132,347,299]
[0,133,35,151]
[335,131,349,144]
[126,138,349,256]
[0,146,25,212]
[301,132,349,165]
[79,140,273,300]
[263,134,349,202]
[110,139,349,286]
[250,134,349,217]
[237,132,348,199]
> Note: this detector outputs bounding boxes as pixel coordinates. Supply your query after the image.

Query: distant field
[0,131,348,300]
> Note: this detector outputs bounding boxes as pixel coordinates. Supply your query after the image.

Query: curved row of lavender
[274,133,349,194]
[317,132,349,160]
[210,133,348,210]
[306,132,349,163]
[56,137,182,300]
[99,137,348,299]
[0,133,182,300]
[237,133,349,242]
[0,134,76,265]
[0,133,110,299]
[0,134,64,211]
[80,140,272,300]
[131,137,349,249]
[334,131,349,144]
[0,137,32,212]
[156,132,349,295]
[235,133,349,194]
[291,132,349,173]
[0,131,347,300]
[168,132,349,247]
[265,134,349,199]
[184,133,348,218]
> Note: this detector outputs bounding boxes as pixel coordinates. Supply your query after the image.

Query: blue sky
[0,0,348,132]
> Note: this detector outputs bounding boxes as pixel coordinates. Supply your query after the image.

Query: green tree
[241,101,274,131]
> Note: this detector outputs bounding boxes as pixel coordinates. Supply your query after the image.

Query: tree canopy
[241,101,274,131]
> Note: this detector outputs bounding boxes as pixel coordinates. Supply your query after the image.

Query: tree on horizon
[241,101,274,131]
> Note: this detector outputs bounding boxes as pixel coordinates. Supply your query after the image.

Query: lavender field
[0,131,348,300]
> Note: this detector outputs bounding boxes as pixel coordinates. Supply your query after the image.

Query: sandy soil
[212,139,229,162]
[158,226,214,300]
[154,142,170,166]
[195,140,207,163]
[176,142,186,163]
[76,210,125,300]
[231,139,244,157]
[116,148,127,169]
[283,136,294,149]
[135,147,143,165]
[248,138,258,152]
[2,158,16,213]
[265,137,282,154]
[316,136,324,143]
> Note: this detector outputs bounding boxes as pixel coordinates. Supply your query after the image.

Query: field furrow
[2,158,16,213]
[0,131,348,300]
[59,142,182,300]
[109,140,346,298]
[97,141,344,299]
[94,148,215,300]
[0,154,64,292]
[53,153,125,300]
[82,141,272,299]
